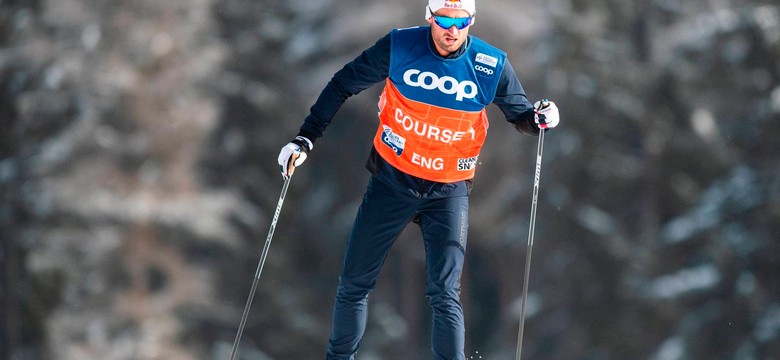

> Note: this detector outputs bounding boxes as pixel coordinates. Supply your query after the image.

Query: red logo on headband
[444,0,463,9]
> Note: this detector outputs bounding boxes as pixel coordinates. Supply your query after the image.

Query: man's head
[425,0,476,56]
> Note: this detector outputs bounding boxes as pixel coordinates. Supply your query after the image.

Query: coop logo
[403,69,478,101]
[474,65,494,76]
[381,125,406,156]
[457,156,478,171]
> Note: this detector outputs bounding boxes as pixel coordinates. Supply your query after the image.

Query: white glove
[277,136,313,179]
[534,100,560,129]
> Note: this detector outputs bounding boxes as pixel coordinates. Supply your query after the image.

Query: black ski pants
[326,176,468,360]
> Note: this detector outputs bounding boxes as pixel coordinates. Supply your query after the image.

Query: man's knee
[335,277,373,304]
[427,289,463,313]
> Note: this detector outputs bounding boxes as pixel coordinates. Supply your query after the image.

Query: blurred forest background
[2,0,779,359]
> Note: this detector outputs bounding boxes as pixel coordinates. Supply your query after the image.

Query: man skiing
[277,0,560,359]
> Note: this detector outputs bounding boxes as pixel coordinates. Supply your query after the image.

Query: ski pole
[516,101,548,360]
[228,176,292,360]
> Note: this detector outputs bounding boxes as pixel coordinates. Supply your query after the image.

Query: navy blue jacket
[298,27,538,197]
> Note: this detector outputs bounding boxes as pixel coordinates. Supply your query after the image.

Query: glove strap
[292,136,313,152]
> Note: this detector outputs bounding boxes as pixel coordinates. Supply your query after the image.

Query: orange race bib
[373,80,488,183]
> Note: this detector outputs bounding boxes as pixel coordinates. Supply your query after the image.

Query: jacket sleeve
[298,33,391,142]
[493,59,539,135]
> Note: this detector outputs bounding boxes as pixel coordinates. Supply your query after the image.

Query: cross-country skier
[278,0,560,359]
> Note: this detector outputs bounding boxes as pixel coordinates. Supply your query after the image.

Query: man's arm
[298,33,391,142]
[493,59,539,135]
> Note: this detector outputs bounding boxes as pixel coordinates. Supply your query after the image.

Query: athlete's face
[427,8,472,57]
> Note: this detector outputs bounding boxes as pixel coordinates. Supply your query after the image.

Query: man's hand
[277,136,313,179]
[534,100,560,129]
